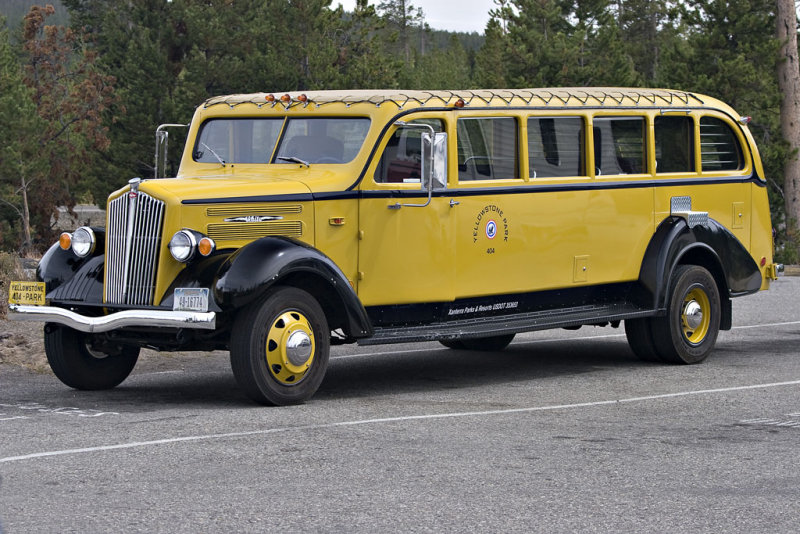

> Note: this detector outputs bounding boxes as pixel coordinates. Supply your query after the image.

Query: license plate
[173,288,209,312]
[8,281,46,305]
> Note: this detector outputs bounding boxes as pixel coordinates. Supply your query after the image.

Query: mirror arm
[388,121,436,209]
[155,123,189,179]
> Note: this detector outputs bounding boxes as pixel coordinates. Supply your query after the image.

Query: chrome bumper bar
[8,304,216,333]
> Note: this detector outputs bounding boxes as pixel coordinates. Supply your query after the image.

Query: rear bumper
[8,304,216,333]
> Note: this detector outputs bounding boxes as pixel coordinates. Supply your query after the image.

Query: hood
[127,172,315,204]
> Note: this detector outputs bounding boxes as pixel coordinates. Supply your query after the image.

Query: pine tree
[474,17,507,87]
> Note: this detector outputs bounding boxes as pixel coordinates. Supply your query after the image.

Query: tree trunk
[20,174,32,253]
[777,0,800,231]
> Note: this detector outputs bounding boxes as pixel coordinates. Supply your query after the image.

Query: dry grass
[1,252,49,371]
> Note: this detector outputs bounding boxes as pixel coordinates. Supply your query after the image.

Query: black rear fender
[638,217,761,330]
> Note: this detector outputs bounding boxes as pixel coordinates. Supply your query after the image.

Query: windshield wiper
[200,142,226,167]
[277,156,310,168]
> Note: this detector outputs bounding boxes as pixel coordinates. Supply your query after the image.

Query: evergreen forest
[0,0,798,261]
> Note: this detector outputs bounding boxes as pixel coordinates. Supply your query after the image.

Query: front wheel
[230,286,330,405]
[44,324,139,390]
[650,265,721,364]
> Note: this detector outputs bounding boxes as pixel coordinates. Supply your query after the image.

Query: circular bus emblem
[486,220,497,239]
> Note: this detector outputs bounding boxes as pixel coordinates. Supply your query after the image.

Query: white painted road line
[2,379,799,465]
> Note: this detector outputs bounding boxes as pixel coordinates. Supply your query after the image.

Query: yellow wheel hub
[265,311,315,385]
[681,288,710,345]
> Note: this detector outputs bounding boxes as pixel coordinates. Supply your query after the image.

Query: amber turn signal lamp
[198,236,216,257]
[59,232,72,250]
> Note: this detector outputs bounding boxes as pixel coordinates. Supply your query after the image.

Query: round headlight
[168,230,196,262]
[71,227,96,258]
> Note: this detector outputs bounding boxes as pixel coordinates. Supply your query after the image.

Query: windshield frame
[191,116,372,166]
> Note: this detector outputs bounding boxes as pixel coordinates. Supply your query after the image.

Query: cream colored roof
[203,88,709,110]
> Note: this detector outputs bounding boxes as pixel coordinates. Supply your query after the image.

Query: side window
[457,117,519,181]
[593,117,646,175]
[528,117,585,178]
[700,117,743,171]
[374,119,444,183]
[654,116,695,173]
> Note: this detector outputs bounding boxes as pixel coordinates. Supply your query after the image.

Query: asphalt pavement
[1,277,799,533]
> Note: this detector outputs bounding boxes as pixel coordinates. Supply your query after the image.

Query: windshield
[193,117,371,165]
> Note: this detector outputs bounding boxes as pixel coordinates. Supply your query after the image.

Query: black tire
[439,339,466,350]
[460,333,516,351]
[44,324,139,390]
[625,318,664,362]
[230,286,330,405]
[650,265,721,364]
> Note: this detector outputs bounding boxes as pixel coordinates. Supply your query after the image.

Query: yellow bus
[8,88,782,405]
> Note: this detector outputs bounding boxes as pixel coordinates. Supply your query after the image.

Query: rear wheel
[650,265,721,364]
[625,318,663,362]
[44,324,139,390]
[230,286,330,405]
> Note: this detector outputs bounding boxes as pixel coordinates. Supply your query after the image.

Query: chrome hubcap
[683,300,703,330]
[286,330,313,367]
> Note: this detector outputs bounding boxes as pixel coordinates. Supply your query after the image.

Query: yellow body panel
[98,88,775,310]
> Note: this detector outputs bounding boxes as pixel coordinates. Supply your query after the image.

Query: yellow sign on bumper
[8,281,46,306]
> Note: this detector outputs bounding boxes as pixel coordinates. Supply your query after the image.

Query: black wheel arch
[638,217,761,331]
[213,236,373,339]
[37,227,105,292]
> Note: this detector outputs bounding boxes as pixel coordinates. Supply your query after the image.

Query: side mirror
[420,131,447,190]
[155,123,189,179]
[390,122,447,209]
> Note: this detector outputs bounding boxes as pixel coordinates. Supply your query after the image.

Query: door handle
[450,199,460,208]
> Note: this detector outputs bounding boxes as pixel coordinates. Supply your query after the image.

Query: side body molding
[213,236,373,339]
[638,217,762,328]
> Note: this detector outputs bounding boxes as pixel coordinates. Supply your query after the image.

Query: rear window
[700,117,743,171]
[593,117,646,175]
[528,117,585,178]
[654,116,695,173]
[457,117,519,181]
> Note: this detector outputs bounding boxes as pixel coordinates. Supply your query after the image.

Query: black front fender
[213,237,373,338]
[38,227,106,293]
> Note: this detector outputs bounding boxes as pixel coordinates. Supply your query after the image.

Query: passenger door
[357,118,455,310]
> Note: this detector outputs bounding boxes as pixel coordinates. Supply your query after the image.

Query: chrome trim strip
[8,304,216,333]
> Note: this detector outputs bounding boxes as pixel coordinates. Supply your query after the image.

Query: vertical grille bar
[104,192,165,306]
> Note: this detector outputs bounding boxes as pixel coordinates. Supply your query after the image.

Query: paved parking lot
[1,277,799,532]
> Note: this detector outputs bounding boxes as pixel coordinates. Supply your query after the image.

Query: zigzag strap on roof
[202,88,707,110]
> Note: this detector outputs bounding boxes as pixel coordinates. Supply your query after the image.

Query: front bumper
[8,304,216,333]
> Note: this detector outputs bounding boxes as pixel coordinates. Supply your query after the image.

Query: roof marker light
[454,98,465,109]
[739,116,752,125]
[265,94,275,102]
[281,94,292,103]
[298,94,308,103]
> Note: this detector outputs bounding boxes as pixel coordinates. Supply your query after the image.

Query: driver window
[374,119,444,183]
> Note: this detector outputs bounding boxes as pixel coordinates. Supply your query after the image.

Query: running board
[359,303,655,346]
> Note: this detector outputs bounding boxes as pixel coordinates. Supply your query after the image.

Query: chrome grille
[105,192,165,305]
